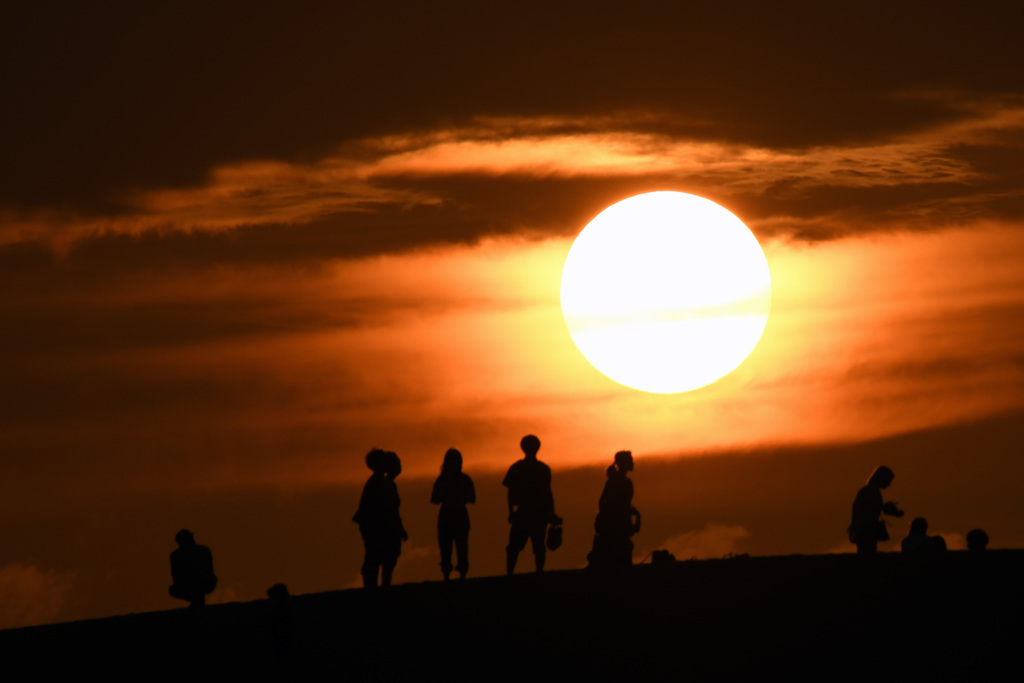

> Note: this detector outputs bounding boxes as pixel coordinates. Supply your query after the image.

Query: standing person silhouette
[503,434,562,575]
[587,450,641,569]
[848,465,904,556]
[168,529,217,608]
[430,448,476,580]
[353,449,408,588]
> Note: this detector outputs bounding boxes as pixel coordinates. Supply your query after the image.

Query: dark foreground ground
[3,551,1022,678]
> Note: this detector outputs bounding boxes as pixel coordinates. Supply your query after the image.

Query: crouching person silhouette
[353,449,408,588]
[169,529,217,608]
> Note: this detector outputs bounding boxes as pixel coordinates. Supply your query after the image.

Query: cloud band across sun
[4,100,1024,253]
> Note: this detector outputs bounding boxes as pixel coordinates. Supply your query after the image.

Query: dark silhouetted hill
[3,551,1022,678]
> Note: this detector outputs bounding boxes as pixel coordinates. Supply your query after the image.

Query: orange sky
[3,3,1024,628]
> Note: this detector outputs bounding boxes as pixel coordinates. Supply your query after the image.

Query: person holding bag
[848,465,904,555]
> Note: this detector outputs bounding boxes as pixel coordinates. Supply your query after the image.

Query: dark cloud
[0,299,360,356]
[5,98,1023,258]
[5,2,1024,214]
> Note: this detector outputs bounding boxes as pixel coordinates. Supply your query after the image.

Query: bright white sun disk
[560,191,771,393]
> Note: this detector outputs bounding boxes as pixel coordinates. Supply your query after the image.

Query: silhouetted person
[431,448,475,580]
[503,434,561,574]
[931,534,947,553]
[353,449,408,588]
[588,450,641,569]
[967,528,989,552]
[848,465,904,555]
[267,582,290,601]
[902,517,931,557]
[266,583,295,647]
[169,529,217,608]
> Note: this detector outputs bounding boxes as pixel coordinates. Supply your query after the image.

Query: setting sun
[560,191,772,393]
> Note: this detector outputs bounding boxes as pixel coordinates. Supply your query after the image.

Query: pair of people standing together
[354,435,636,587]
[501,436,640,572]
[351,445,478,587]
[429,434,565,579]
[351,449,408,588]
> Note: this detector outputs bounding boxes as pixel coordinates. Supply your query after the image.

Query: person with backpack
[587,450,641,569]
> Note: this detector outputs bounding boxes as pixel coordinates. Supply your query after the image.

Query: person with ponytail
[587,450,641,569]
[430,448,476,580]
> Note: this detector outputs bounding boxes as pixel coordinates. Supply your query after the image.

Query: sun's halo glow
[560,191,771,393]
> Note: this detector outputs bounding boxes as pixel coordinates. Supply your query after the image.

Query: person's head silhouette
[442,448,462,473]
[909,517,928,536]
[366,448,388,473]
[868,465,895,489]
[175,529,195,547]
[966,528,989,552]
[520,434,540,459]
[267,583,290,602]
[614,450,634,473]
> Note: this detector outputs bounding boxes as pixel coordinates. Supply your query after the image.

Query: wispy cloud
[365,115,989,189]
[5,224,1024,493]
[4,103,1023,252]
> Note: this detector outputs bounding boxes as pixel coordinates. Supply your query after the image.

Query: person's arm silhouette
[883,501,905,517]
